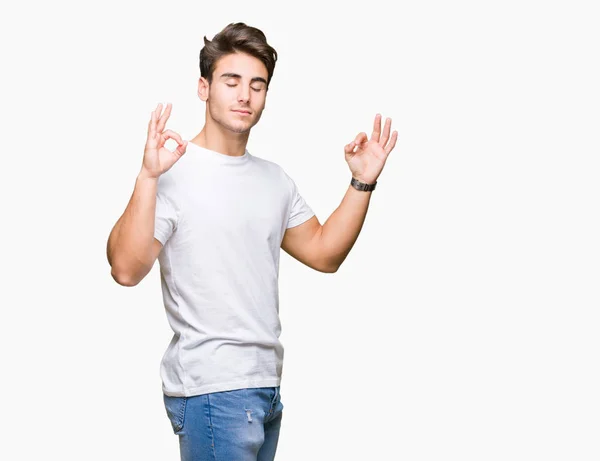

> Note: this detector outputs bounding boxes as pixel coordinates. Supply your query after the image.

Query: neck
[191,113,250,157]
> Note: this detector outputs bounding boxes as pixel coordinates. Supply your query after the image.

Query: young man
[107,22,397,461]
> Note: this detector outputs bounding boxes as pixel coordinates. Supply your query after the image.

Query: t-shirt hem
[162,377,282,397]
[287,210,315,229]
[153,232,168,246]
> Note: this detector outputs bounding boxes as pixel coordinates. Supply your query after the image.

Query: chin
[226,122,252,134]
[229,118,257,133]
[229,126,251,134]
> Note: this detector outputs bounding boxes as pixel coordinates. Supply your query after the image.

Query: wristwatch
[350,177,377,191]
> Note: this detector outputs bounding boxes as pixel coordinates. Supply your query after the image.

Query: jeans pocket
[274,387,284,412]
[163,394,188,434]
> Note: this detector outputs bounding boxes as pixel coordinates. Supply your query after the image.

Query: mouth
[232,110,252,115]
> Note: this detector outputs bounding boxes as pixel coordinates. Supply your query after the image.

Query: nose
[238,85,250,104]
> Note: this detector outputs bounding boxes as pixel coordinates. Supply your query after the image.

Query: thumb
[344,140,356,155]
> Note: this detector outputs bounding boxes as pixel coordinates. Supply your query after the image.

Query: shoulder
[157,148,198,190]
[249,154,292,184]
[251,154,282,171]
[157,168,178,190]
[156,158,188,200]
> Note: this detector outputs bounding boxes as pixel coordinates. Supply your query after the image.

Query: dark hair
[199,22,278,88]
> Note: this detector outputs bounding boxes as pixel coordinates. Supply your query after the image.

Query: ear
[198,77,209,102]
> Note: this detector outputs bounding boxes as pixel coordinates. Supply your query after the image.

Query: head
[198,23,278,134]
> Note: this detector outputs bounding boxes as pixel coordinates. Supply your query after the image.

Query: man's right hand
[140,103,187,179]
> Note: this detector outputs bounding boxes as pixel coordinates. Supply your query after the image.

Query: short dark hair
[199,23,278,88]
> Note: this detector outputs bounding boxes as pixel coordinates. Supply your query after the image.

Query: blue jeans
[163,386,284,461]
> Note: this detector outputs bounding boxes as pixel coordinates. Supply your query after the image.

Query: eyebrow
[219,72,267,85]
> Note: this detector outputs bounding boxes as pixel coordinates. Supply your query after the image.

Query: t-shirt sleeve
[154,174,179,245]
[285,172,315,229]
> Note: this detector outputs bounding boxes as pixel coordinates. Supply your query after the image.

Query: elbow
[316,251,344,273]
[329,263,341,273]
[320,260,341,273]
[110,266,140,287]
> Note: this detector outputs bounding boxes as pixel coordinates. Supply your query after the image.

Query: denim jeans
[163,386,284,461]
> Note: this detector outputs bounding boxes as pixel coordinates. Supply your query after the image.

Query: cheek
[211,88,232,104]
[253,94,266,109]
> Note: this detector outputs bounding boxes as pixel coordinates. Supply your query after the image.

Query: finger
[370,114,382,143]
[354,132,368,147]
[175,140,188,157]
[150,103,162,139]
[344,141,356,155]
[384,130,398,156]
[379,117,391,147]
[156,103,172,133]
[161,129,184,146]
[148,109,157,140]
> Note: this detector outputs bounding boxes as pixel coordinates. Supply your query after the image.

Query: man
[107,22,397,461]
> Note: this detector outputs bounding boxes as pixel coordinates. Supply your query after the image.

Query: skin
[149,51,398,183]
[128,50,399,277]
[191,51,269,157]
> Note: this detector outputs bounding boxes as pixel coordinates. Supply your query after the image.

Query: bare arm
[281,185,372,273]
[107,173,163,286]
[282,114,398,272]
[320,184,372,269]
[107,102,187,286]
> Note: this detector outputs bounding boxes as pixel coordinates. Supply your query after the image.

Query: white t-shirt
[154,142,315,397]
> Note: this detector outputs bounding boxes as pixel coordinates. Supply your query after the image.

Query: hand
[140,103,187,179]
[344,114,398,184]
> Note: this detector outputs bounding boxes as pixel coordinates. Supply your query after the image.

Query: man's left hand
[344,114,398,184]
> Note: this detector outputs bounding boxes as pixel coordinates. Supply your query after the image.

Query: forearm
[107,172,159,284]
[319,185,373,271]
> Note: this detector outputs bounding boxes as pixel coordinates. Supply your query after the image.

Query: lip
[232,110,251,115]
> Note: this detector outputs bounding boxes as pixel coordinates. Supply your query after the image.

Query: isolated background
[2,0,598,459]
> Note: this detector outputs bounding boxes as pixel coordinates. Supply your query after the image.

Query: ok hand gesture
[344,114,398,185]
[141,103,187,179]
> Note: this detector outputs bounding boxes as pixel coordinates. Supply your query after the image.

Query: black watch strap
[350,177,377,191]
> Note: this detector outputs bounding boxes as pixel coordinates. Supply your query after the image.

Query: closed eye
[226,83,263,92]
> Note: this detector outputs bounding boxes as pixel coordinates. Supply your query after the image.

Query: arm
[281,186,372,273]
[107,102,187,286]
[107,172,163,286]
[281,114,398,273]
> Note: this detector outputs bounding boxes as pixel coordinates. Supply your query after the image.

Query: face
[199,52,269,134]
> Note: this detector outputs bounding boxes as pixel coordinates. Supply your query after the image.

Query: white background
[1,0,599,459]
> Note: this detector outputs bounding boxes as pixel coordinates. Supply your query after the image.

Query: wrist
[350,177,377,191]
[137,169,159,182]
[352,173,377,184]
